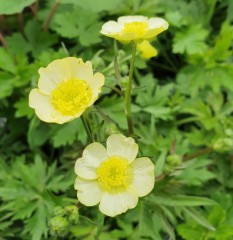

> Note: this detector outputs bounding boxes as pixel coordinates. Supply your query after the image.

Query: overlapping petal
[101,15,168,43]
[74,134,155,217]
[99,191,138,217]
[29,57,105,124]
[106,134,138,163]
[75,177,102,206]
[75,142,108,180]
[130,157,155,197]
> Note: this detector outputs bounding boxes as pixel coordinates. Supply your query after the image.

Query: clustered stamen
[96,156,133,192]
[50,79,92,116]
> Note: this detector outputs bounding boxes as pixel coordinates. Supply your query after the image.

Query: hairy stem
[42,0,59,31]
[125,41,137,135]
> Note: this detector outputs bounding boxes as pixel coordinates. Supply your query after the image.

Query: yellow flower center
[96,156,133,192]
[50,79,92,116]
[123,21,148,37]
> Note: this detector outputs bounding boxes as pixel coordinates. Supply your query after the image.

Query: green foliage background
[0,0,233,239]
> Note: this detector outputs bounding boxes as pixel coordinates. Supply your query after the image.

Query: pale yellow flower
[100,15,168,44]
[29,57,104,124]
[137,40,158,59]
[74,134,155,217]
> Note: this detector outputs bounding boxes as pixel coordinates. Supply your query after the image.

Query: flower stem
[125,41,137,135]
[95,212,105,239]
[183,147,213,161]
[42,0,59,31]
[81,113,94,142]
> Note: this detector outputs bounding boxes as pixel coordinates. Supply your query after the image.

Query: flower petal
[106,134,138,163]
[65,57,93,82]
[148,17,169,30]
[99,191,138,217]
[75,142,108,180]
[100,21,122,35]
[29,88,79,124]
[130,157,155,197]
[88,72,105,103]
[118,16,148,25]
[38,57,93,95]
[38,59,71,95]
[75,177,102,206]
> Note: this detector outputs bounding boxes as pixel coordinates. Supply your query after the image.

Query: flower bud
[120,76,129,91]
[105,122,121,137]
[164,154,182,174]
[167,154,182,166]
[52,206,66,217]
[49,216,69,237]
[118,50,126,58]
[64,205,79,225]
[92,56,105,69]
[213,138,233,152]
[120,64,129,75]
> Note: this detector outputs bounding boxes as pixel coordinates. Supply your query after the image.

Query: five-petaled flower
[29,57,104,124]
[100,15,168,44]
[74,134,155,217]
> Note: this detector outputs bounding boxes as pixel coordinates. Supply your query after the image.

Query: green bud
[64,205,79,225]
[121,64,129,75]
[49,216,69,237]
[120,76,129,91]
[92,56,105,69]
[52,206,66,217]
[118,50,126,58]
[105,122,121,137]
[167,154,182,166]
[213,138,233,152]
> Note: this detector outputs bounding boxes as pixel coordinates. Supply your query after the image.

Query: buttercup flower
[74,134,155,217]
[137,40,158,59]
[29,57,104,124]
[100,15,168,44]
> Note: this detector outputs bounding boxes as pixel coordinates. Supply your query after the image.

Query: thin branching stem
[42,0,59,31]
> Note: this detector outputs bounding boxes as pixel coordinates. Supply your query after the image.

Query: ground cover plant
[0,0,233,239]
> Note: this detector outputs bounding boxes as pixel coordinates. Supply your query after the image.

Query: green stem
[95,212,105,239]
[81,113,94,142]
[125,41,137,135]
[183,147,213,161]
[42,0,59,31]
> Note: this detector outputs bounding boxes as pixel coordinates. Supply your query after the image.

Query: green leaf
[150,194,216,207]
[183,207,216,231]
[0,0,36,14]
[154,149,167,176]
[52,120,77,147]
[28,117,52,148]
[0,48,16,73]
[59,0,124,13]
[25,20,57,57]
[26,205,48,240]
[14,98,34,119]
[138,203,162,239]
[177,223,205,240]
[6,33,31,55]
[173,25,208,54]
[52,7,101,45]
[0,72,15,99]
[177,159,216,186]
